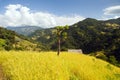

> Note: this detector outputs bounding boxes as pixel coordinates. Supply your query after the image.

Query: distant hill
[7,26,43,36]
[29,17,120,65]
[105,18,120,24]
[0,27,41,51]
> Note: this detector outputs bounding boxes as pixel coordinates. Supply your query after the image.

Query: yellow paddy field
[0,51,120,80]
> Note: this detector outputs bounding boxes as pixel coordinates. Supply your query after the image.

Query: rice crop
[0,51,120,80]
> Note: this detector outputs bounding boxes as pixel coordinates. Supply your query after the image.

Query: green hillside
[0,51,120,80]
[0,27,41,51]
[0,27,15,50]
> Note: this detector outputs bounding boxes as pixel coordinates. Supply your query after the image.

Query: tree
[55,25,69,55]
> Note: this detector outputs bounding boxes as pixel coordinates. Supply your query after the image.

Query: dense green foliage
[30,18,120,66]
[0,27,41,51]
[0,27,15,50]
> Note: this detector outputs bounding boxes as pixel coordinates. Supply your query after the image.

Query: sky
[0,0,120,28]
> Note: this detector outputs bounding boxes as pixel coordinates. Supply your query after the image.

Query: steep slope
[0,27,41,51]
[0,27,16,50]
[30,18,120,52]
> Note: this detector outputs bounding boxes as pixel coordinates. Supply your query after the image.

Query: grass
[0,51,120,80]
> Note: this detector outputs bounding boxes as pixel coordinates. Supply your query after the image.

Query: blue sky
[0,0,120,27]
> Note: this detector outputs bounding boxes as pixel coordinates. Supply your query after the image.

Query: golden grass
[0,51,120,80]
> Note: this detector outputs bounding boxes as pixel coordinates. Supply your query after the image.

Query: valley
[0,17,120,80]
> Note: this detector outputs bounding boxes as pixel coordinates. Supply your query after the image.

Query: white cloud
[0,4,85,28]
[113,16,120,19]
[102,5,120,20]
[104,5,120,15]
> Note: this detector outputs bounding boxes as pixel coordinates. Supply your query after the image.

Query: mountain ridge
[7,26,43,36]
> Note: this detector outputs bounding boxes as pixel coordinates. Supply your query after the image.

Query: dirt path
[0,65,6,80]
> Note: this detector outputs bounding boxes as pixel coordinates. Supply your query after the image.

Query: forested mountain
[0,27,15,50]
[7,26,43,36]
[0,27,41,51]
[29,18,120,65]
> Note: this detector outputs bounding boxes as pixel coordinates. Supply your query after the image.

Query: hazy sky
[0,0,120,28]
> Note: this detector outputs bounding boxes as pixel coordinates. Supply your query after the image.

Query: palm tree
[55,25,69,55]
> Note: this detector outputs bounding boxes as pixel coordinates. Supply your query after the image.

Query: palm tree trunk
[57,38,60,56]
